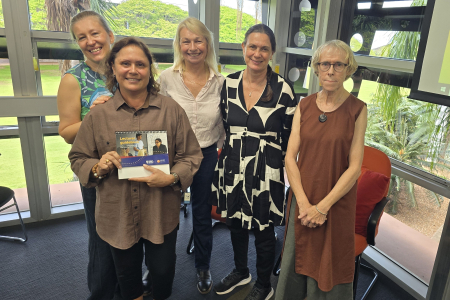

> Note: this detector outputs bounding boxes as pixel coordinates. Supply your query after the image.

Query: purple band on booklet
[120,154,169,167]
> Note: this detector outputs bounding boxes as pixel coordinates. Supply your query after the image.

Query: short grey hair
[311,40,358,80]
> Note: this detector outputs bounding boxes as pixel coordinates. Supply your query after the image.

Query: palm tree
[366,100,447,214]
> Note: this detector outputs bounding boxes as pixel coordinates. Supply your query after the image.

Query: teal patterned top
[65,61,112,120]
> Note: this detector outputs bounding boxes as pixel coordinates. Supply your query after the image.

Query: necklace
[182,70,208,86]
[317,92,344,123]
[246,70,266,97]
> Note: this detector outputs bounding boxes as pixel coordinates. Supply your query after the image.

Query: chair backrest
[355,146,391,246]
[359,146,391,197]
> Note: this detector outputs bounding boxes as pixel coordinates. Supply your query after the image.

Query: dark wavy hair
[243,24,276,102]
[103,37,160,95]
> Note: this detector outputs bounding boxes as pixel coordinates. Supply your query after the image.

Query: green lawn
[0,135,74,189]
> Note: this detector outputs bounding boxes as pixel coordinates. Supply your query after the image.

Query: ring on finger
[105,159,110,164]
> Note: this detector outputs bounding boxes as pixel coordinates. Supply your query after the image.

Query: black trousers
[109,227,178,300]
[191,144,218,270]
[80,185,117,300]
[229,221,276,288]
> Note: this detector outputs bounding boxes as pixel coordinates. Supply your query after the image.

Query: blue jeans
[191,144,218,270]
[80,184,117,300]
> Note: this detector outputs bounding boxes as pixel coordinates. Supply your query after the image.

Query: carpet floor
[0,207,415,300]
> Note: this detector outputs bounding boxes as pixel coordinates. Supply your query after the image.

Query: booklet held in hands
[115,130,170,179]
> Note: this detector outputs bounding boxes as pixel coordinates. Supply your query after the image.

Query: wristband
[315,205,327,216]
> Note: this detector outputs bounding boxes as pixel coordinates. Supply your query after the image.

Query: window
[288,0,317,50]
[44,133,82,208]
[0,136,29,215]
[0,54,15,126]
[0,1,4,28]
[285,54,311,95]
[219,0,264,43]
[38,59,67,96]
[29,0,189,39]
[351,0,427,59]
[359,78,450,284]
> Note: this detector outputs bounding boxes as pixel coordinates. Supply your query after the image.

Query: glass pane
[361,81,450,178]
[352,0,427,59]
[358,76,450,284]
[220,64,246,77]
[288,0,317,49]
[44,134,82,207]
[0,0,4,28]
[114,0,188,38]
[0,47,16,126]
[0,137,29,215]
[219,0,264,43]
[0,117,18,127]
[375,177,449,284]
[155,62,174,80]
[29,0,189,39]
[0,58,14,97]
[285,54,311,95]
[39,59,66,96]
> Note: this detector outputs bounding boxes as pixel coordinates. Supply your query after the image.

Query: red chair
[353,146,391,300]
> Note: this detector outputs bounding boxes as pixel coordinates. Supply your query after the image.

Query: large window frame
[2,0,450,299]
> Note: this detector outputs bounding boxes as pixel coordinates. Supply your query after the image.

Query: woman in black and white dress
[211,24,297,300]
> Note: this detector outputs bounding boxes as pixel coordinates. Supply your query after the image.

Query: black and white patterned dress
[211,68,297,230]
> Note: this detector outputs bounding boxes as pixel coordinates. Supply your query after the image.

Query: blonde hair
[311,40,358,80]
[70,11,112,41]
[173,17,218,75]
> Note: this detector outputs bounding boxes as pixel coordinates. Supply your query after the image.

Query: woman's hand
[128,165,174,187]
[297,199,312,221]
[299,205,327,228]
[97,151,122,176]
[90,95,111,108]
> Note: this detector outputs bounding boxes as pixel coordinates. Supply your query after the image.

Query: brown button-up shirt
[69,91,203,249]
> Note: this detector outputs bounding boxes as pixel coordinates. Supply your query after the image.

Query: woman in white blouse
[157,17,224,295]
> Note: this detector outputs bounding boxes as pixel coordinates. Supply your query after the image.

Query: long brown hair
[103,37,160,95]
[243,24,276,102]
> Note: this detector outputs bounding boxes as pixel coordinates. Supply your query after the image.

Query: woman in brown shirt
[69,37,203,300]
[275,40,367,299]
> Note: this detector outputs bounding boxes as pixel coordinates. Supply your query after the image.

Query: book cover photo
[115,131,170,179]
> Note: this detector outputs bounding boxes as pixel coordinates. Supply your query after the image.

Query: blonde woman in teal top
[56,11,117,300]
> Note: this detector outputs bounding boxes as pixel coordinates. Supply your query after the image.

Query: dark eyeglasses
[316,62,348,72]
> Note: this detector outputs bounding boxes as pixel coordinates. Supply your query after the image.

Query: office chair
[0,186,28,242]
[353,146,390,300]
